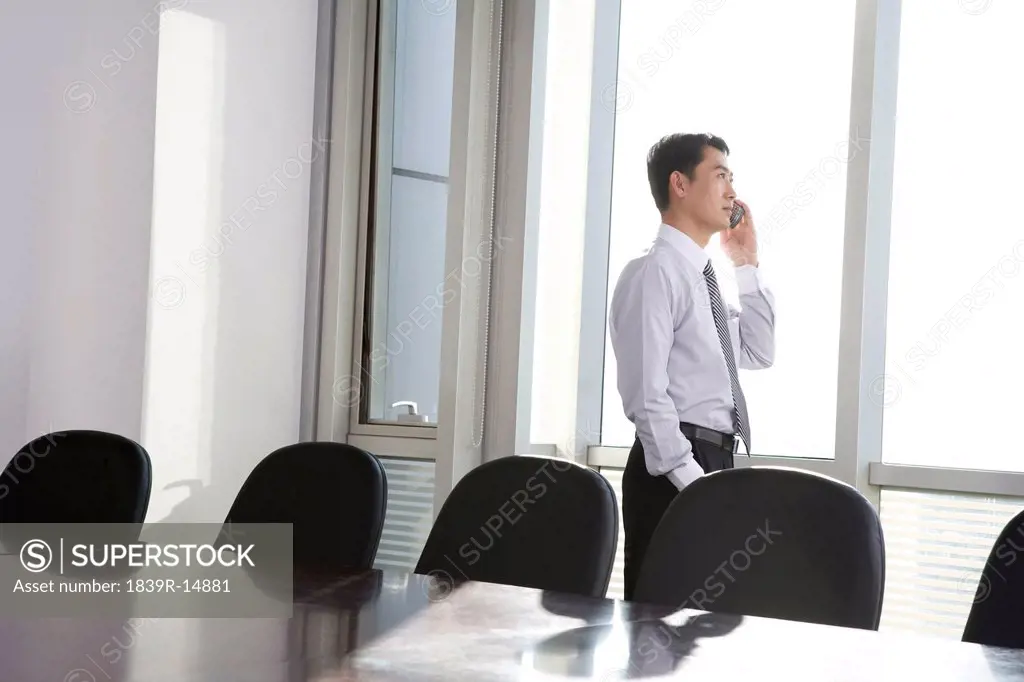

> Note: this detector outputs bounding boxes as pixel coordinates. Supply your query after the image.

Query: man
[609,133,776,600]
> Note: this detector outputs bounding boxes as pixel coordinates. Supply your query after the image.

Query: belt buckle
[731,437,740,455]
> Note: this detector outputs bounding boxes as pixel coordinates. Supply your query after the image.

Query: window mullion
[434,0,504,514]
[579,0,622,463]
[834,0,901,505]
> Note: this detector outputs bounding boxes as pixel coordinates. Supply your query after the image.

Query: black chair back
[0,429,152,523]
[414,455,618,598]
[633,466,885,630]
[223,442,387,574]
[962,508,1024,648]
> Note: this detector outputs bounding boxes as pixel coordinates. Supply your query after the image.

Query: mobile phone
[729,204,745,229]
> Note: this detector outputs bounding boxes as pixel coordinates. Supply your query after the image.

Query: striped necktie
[703,260,751,454]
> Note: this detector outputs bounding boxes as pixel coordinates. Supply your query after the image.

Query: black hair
[646,133,729,212]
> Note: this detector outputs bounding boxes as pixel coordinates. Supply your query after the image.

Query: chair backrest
[633,466,885,630]
[223,442,387,574]
[0,430,152,523]
[414,455,619,598]
[962,508,1024,648]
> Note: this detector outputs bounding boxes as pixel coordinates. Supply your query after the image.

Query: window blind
[878,488,1023,638]
[600,467,627,600]
[373,457,436,572]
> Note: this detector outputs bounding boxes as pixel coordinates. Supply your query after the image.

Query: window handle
[392,401,428,424]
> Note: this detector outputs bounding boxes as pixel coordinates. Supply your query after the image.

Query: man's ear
[669,171,687,200]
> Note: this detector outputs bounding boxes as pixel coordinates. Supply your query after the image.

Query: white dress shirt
[608,224,776,490]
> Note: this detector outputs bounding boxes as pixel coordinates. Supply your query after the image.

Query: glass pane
[600,0,856,458]
[363,0,457,424]
[881,1,1023,469]
[529,0,597,446]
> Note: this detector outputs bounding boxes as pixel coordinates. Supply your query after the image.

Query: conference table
[0,568,1022,681]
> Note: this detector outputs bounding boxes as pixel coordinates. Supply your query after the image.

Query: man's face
[672,146,736,233]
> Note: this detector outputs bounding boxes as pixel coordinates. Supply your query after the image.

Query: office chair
[415,455,619,598]
[0,429,152,523]
[962,507,1024,648]
[223,442,387,575]
[633,466,886,630]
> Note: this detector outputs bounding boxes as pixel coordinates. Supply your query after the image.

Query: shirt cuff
[666,460,705,491]
[735,264,766,295]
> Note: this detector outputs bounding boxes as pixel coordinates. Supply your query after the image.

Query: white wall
[0,6,37,454]
[0,0,319,523]
[1,0,160,451]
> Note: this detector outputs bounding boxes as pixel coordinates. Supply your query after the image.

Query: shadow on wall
[155,479,239,523]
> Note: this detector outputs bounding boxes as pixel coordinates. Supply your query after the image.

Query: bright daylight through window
[600,0,857,459]
[880,0,1024,471]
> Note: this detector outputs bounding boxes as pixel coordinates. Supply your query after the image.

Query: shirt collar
[656,223,709,272]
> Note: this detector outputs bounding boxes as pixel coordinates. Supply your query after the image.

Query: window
[323,0,500,573]
[600,0,858,458]
[360,0,458,425]
[528,0,597,447]
[881,1,1024,470]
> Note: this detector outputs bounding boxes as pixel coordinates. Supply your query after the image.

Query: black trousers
[621,428,735,601]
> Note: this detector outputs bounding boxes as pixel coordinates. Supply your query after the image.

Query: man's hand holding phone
[721,199,758,268]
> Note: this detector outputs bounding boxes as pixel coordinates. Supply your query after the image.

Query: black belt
[679,422,739,455]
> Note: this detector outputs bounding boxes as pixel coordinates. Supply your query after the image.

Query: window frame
[315,0,1024,518]
[345,0,438,441]
[495,0,1024,501]
[554,0,889,492]
[362,0,400,429]
[316,0,505,511]
[479,0,547,461]
[299,0,339,442]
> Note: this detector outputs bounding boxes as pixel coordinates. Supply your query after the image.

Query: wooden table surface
[0,569,1021,681]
